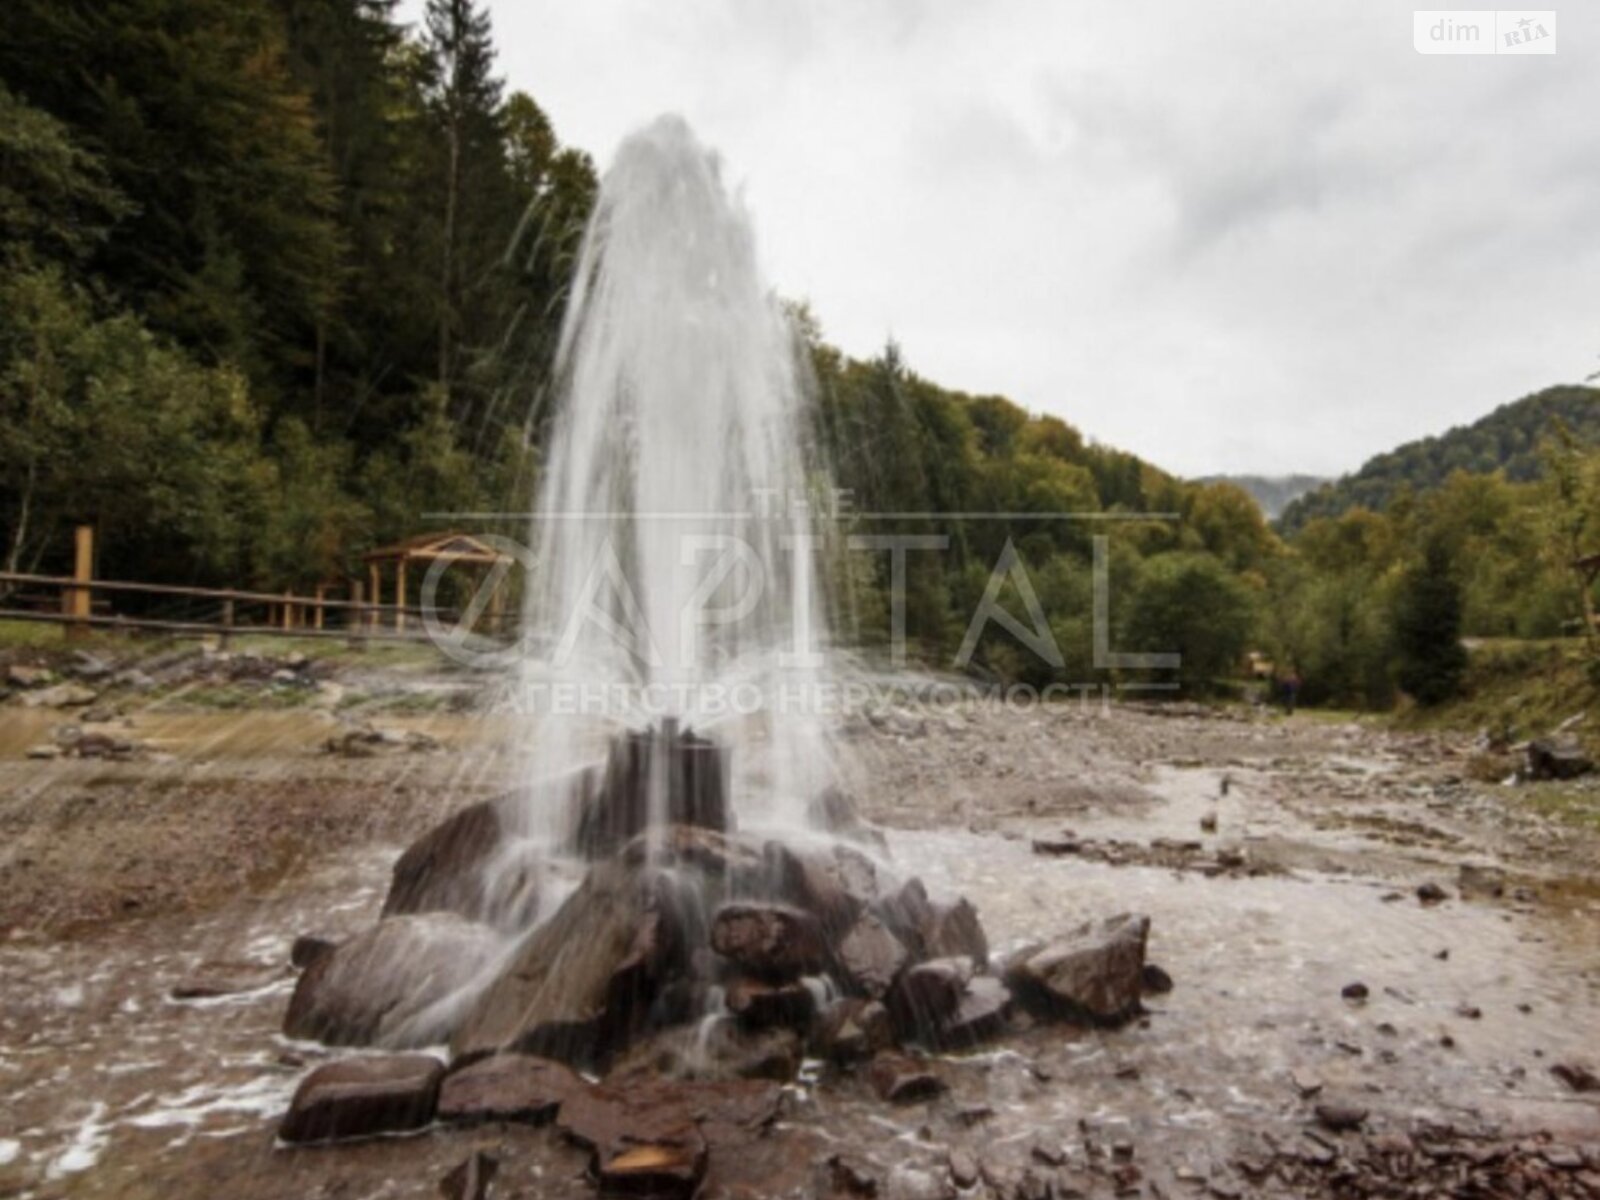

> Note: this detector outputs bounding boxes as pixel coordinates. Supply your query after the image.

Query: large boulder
[450,858,691,1067]
[277,1054,444,1144]
[382,799,541,930]
[284,913,503,1048]
[570,722,730,858]
[879,878,989,968]
[1526,738,1593,781]
[1003,913,1150,1024]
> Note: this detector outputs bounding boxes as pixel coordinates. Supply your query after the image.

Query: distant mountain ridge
[1199,474,1327,519]
[1277,384,1600,532]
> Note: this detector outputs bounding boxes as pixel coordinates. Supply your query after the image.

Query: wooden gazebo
[364,531,513,632]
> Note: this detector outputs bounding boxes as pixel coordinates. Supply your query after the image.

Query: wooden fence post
[64,524,94,640]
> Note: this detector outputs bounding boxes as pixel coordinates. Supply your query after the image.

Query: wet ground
[2,697,1599,1197]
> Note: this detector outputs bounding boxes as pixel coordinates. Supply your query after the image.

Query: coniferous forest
[3,0,1599,710]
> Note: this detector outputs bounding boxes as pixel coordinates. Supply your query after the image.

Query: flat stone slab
[277,1054,444,1144]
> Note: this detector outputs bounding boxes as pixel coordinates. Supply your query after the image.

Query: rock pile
[278,725,1163,1196]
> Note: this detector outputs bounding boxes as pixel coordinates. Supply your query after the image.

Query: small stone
[1455,1003,1482,1020]
[1416,882,1449,905]
[1200,813,1218,833]
[1340,981,1368,1001]
[24,744,61,760]
[867,1053,946,1104]
[1313,1103,1368,1132]
[1551,1062,1600,1093]
[1030,1142,1067,1167]
[1290,1069,1322,1098]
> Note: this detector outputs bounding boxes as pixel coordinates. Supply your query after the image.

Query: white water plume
[513,115,838,836]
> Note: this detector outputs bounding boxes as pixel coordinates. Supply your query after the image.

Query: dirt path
[2,699,1598,1198]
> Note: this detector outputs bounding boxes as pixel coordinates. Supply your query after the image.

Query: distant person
[1282,669,1302,715]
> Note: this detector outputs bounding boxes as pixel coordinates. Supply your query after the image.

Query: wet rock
[559,1076,781,1193]
[766,839,881,939]
[439,1151,498,1200]
[621,824,766,890]
[886,958,973,1038]
[171,961,284,999]
[436,1053,585,1124]
[1313,1103,1368,1132]
[867,1052,946,1103]
[599,1136,708,1198]
[19,682,97,709]
[277,1053,444,1144]
[285,912,502,1048]
[725,977,816,1029]
[1341,981,1369,1001]
[383,799,540,930]
[612,1020,803,1083]
[920,896,990,968]
[813,997,893,1062]
[1140,963,1174,995]
[290,934,336,969]
[452,858,688,1066]
[1526,738,1593,781]
[1416,882,1449,905]
[1551,1062,1600,1093]
[836,912,911,998]
[570,722,729,858]
[928,976,1012,1050]
[1003,913,1150,1024]
[711,903,829,981]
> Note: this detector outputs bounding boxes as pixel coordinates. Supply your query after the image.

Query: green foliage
[1393,538,1469,706]
[1124,552,1257,693]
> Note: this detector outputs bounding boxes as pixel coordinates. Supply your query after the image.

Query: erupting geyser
[278,118,1151,1185]
[517,113,836,843]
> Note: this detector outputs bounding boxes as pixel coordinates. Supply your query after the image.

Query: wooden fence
[0,569,511,644]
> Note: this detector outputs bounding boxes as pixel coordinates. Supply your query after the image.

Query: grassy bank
[1395,639,1599,747]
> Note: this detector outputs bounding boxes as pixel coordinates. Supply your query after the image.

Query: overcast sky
[407,1,1600,478]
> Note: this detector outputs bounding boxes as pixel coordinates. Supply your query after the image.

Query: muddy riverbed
[2,694,1599,1198]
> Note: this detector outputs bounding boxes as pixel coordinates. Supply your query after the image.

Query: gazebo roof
[364,531,510,565]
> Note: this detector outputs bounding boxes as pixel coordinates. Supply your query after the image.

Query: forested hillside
[1280,386,1600,532]
[0,0,595,587]
[4,0,1598,709]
